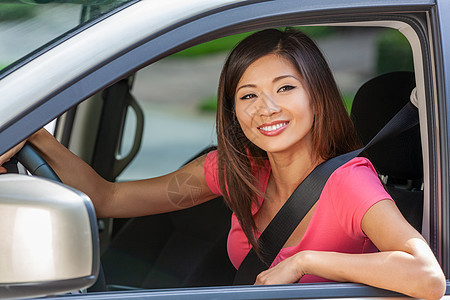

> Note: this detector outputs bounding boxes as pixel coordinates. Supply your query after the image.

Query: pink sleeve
[328,157,393,238]
[204,150,221,196]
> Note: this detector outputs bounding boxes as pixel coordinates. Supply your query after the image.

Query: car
[0,0,449,298]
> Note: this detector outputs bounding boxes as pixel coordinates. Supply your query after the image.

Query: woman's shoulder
[321,156,392,238]
[332,156,377,179]
[204,149,219,173]
[205,149,218,160]
[325,156,385,198]
[204,149,220,195]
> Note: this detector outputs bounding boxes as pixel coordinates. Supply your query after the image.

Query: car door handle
[112,92,144,179]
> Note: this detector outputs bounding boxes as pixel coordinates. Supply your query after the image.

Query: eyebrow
[236,84,257,93]
[236,75,300,93]
[273,74,300,82]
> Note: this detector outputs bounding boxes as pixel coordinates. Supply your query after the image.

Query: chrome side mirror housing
[0,174,99,299]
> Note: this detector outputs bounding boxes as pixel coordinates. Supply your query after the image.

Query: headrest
[350,71,423,180]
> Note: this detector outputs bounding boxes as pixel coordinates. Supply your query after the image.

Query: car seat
[350,71,423,232]
[101,146,237,290]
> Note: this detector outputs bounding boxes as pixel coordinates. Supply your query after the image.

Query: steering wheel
[15,143,61,182]
[14,142,107,292]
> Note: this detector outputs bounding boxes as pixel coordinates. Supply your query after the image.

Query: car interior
[350,71,423,232]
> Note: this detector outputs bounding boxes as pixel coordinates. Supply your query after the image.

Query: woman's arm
[255,200,446,300]
[5,128,218,218]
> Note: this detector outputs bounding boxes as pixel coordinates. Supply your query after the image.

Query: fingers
[254,268,295,285]
[254,262,301,285]
[254,269,273,285]
[254,252,309,285]
[0,140,26,166]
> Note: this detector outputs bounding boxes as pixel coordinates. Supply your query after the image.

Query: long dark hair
[216,28,360,254]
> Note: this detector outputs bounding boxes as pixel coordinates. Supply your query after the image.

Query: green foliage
[198,95,217,112]
[300,26,335,39]
[0,3,37,22]
[376,29,413,75]
[171,32,252,58]
[342,94,354,114]
[172,26,335,58]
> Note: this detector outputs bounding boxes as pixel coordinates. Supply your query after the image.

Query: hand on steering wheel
[0,141,61,182]
[0,140,26,174]
[15,143,61,182]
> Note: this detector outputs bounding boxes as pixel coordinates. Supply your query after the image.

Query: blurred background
[0,1,414,180]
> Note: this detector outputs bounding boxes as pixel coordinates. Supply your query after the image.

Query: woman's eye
[240,93,256,100]
[278,85,295,92]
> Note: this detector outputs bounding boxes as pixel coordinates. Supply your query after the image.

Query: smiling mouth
[258,121,289,132]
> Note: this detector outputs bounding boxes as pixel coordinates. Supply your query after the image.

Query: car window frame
[429,0,450,275]
[0,0,434,154]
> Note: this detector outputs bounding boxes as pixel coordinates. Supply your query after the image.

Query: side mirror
[0,174,99,299]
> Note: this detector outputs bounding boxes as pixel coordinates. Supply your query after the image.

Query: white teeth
[259,122,288,132]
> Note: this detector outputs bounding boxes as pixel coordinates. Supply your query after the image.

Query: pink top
[204,150,392,283]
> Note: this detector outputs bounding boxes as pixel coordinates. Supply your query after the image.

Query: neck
[267,145,323,202]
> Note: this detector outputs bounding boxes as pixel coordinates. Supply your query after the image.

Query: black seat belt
[233,101,419,285]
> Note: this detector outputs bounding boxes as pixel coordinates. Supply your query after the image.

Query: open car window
[91,26,421,292]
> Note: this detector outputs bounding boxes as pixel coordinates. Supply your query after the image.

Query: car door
[1,0,449,299]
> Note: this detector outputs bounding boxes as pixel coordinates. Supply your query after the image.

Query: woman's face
[234,53,315,155]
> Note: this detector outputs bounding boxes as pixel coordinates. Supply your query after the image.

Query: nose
[257,93,281,116]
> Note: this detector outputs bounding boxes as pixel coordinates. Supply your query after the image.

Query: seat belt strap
[233,101,418,285]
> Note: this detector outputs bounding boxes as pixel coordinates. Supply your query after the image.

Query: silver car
[0,0,449,298]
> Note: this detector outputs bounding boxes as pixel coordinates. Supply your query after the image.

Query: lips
[257,121,289,136]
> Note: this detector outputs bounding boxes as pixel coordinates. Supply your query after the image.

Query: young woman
[0,28,445,299]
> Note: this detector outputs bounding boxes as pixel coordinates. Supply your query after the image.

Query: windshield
[0,0,135,75]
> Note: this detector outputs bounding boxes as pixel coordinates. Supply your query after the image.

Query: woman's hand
[254,251,310,285]
[0,140,26,173]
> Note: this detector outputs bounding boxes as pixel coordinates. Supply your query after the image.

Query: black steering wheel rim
[15,143,62,182]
